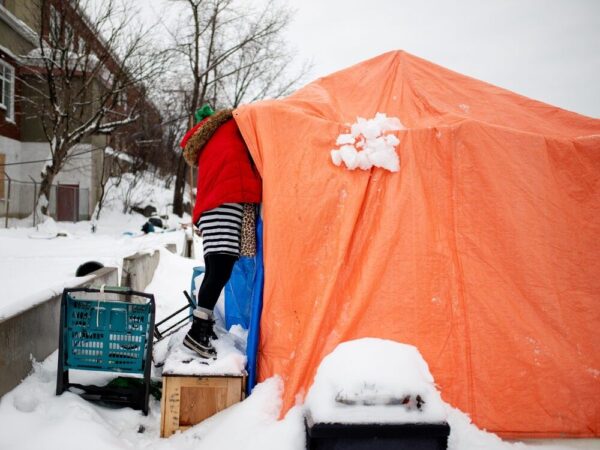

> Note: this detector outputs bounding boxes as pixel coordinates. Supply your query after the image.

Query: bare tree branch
[151,0,309,216]
[18,0,167,217]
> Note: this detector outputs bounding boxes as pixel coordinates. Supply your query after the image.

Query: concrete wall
[121,250,161,293]
[0,267,118,397]
[121,245,176,292]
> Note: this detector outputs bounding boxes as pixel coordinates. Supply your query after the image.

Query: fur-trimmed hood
[183,108,234,167]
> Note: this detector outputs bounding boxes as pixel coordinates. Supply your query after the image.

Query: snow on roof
[0,43,22,64]
[0,5,38,46]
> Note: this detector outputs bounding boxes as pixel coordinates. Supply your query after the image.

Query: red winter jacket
[182,118,262,224]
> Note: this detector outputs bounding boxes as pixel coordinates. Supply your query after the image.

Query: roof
[0,5,38,46]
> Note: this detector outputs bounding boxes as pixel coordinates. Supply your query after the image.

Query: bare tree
[87,74,184,222]
[215,8,310,107]
[19,0,166,217]
[166,0,309,217]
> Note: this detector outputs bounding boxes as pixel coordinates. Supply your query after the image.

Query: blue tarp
[224,259,254,329]
[224,217,264,394]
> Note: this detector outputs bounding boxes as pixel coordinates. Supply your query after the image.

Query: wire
[0,145,105,167]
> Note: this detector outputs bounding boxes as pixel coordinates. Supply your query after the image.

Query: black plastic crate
[305,413,450,450]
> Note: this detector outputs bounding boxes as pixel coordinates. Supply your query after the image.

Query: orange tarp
[234,51,600,437]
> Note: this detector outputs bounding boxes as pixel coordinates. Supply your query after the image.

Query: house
[0,0,161,222]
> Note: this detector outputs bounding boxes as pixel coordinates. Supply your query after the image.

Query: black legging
[197,253,238,311]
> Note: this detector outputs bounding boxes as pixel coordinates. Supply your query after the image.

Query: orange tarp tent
[234,51,600,437]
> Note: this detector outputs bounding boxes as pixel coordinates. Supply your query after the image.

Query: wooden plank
[225,378,243,407]
[162,376,183,438]
[160,376,168,437]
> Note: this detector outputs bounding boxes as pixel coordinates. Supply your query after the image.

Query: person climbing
[180,105,261,359]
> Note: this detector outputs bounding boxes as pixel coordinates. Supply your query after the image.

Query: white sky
[145,0,600,118]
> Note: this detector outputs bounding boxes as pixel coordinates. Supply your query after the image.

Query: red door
[56,184,79,222]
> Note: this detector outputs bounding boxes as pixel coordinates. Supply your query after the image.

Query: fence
[0,173,90,226]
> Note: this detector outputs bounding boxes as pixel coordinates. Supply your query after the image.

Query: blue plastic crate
[57,287,155,415]
[64,294,152,372]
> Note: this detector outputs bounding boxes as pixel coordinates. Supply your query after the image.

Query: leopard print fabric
[240,203,257,257]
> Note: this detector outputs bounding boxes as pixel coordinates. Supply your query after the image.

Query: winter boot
[183,308,217,359]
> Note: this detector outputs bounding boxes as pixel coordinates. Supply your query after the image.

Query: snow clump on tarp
[304,338,446,424]
[330,113,404,172]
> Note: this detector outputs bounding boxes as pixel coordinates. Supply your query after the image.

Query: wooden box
[160,373,246,437]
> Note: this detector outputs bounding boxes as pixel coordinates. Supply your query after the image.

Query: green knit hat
[194,104,215,124]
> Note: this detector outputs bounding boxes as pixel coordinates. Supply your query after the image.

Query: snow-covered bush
[98,172,180,217]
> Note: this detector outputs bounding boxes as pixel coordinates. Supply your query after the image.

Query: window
[0,60,15,122]
[79,36,85,54]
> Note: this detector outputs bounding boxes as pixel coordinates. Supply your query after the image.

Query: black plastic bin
[305,413,450,450]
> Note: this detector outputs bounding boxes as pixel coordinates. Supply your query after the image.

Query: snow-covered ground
[0,244,598,449]
[0,333,596,449]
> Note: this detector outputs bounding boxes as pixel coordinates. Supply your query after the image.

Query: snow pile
[30,216,67,238]
[158,326,246,376]
[0,240,588,450]
[305,339,580,450]
[162,377,305,450]
[0,349,581,450]
[330,113,404,172]
[304,338,446,424]
[0,355,304,450]
[24,46,102,71]
[0,354,161,450]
